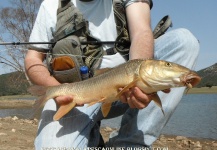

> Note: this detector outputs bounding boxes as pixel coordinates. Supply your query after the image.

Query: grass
[0,95,35,100]
[187,86,217,94]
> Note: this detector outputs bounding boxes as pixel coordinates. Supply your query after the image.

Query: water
[0,94,217,140]
[162,94,217,140]
[102,94,217,140]
[0,108,32,119]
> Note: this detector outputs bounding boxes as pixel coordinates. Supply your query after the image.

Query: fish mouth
[182,71,201,88]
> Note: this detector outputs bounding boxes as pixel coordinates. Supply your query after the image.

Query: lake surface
[101,94,217,140]
[0,94,217,140]
[0,108,32,119]
[162,94,217,140]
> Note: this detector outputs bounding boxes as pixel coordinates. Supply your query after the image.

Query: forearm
[126,2,154,60]
[25,50,60,86]
[129,28,154,60]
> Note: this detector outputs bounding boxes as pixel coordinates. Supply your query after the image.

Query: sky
[151,0,217,71]
[0,0,216,74]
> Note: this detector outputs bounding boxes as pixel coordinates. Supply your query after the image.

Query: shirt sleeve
[29,2,55,51]
[122,0,153,9]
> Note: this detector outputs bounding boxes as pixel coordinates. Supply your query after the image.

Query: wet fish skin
[28,59,201,121]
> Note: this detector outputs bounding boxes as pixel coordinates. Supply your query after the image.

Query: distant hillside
[196,63,217,87]
[0,72,29,96]
[0,63,217,96]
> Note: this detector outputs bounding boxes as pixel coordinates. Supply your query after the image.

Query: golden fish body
[29,59,201,120]
[49,59,140,104]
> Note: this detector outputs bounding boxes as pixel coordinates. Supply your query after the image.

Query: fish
[28,59,201,121]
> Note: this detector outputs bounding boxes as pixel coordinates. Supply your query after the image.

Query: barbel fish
[28,59,201,121]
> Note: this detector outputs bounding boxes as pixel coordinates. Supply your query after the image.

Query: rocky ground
[101,126,217,150]
[0,100,217,150]
[0,116,217,150]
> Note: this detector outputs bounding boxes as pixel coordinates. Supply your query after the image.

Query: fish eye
[165,62,172,67]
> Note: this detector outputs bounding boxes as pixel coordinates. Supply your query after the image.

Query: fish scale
[28,59,201,121]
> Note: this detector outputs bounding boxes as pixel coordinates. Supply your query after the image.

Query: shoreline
[0,99,34,109]
[0,99,217,149]
[0,116,217,149]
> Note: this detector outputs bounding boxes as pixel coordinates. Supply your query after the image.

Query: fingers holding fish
[161,88,171,93]
[55,95,74,106]
[127,97,149,109]
[118,88,129,104]
[129,87,152,109]
[54,95,83,107]
[119,87,152,109]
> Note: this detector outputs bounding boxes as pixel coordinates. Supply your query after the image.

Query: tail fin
[28,85,48,96]
[28,85,49,118]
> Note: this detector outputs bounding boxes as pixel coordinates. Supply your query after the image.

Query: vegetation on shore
[196,63,217,88]
[0,72,29,96]
[187,86,217,94]
[0,94,35,101]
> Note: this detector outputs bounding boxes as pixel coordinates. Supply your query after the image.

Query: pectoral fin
[53,102,76,121]
[152,94,165,116]
[116,77,141,98]
[185,88,190,94]
[101,102,112,117]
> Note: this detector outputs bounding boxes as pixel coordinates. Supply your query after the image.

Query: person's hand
[119,87,170,109]
[54,95,84,107]
[55,95,74,106]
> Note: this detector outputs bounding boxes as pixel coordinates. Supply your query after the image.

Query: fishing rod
[0,41,124,46]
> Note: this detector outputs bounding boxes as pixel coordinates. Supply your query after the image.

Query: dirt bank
[0,100,217,149]
[0,116,217,150]
[0,100,34,109]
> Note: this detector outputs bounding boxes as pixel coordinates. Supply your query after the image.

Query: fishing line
[0,47,130,61]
